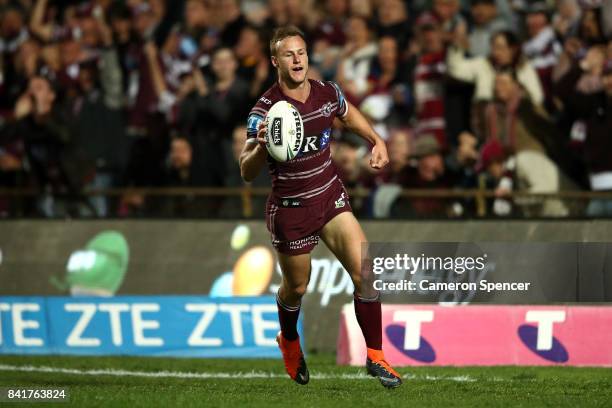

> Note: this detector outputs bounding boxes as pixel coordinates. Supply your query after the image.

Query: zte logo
[271,118,283,146]
[518,310,568,362]
[386,310,436,363]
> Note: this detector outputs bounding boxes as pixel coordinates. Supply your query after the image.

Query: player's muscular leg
[320,212,370,297]
[277,252,311,307]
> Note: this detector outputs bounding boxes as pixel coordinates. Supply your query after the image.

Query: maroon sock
[354,294,382,350]
[276,292,300,341]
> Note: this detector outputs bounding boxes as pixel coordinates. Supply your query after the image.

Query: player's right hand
[256,120,267,147]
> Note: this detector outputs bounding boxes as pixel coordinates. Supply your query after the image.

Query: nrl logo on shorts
[321,102,333,117]
[335,192,346,209]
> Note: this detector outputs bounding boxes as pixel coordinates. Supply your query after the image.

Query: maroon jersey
[246,79,348,202]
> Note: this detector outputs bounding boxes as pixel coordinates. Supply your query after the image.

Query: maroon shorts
[266,179,352,255]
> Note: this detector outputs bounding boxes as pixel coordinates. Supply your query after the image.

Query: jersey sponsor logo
[320,128,331,150]
[271,118,283,146]
[288,235,320,250]
[292,109,303,154]
[259,96,272,105]
[302,136,318,153]
[334,192,346,209]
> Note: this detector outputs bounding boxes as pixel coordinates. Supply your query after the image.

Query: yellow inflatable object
[232,246,274,296]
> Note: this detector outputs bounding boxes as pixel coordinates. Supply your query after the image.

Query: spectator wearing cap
[447,30,544,105]
[392,134,458,217]
[468,0,511,57]
[477,139,515,216]
[478,138,570,217]
[554,56,612,216]
[522,2,562,108]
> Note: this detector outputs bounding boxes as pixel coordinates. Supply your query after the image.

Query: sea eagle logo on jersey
[321,102,333,117]
[271,118,283,146]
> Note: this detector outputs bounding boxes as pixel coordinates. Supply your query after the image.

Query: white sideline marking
[0,364,478,382]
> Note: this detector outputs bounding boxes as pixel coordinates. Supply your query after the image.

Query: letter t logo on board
[525,311,566,351]
[393,310,434,350]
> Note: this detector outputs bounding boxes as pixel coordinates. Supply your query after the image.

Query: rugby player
[239,26,401,388]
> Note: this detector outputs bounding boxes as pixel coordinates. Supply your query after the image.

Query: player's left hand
[370,142,389,170]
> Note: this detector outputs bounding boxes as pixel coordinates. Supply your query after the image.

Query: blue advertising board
[0,296,300,358]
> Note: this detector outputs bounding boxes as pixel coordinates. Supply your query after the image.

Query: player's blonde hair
[269,26,306,57]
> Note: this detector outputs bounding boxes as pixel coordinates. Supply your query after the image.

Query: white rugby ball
[265,101,304,162]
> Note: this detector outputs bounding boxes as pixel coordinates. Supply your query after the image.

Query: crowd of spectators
[0,0,610,218]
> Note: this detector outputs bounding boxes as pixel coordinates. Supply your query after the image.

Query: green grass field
[0,354,611,407]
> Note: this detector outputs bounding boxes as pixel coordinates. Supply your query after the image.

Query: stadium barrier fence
[2,187,612,218]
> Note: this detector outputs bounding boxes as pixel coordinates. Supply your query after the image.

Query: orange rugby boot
[366,348,402,388]
[276,331,309,385]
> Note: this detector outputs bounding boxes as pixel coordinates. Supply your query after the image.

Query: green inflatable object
[60,231,130,294]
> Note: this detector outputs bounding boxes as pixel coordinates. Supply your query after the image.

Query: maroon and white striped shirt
[246,79,348,202]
